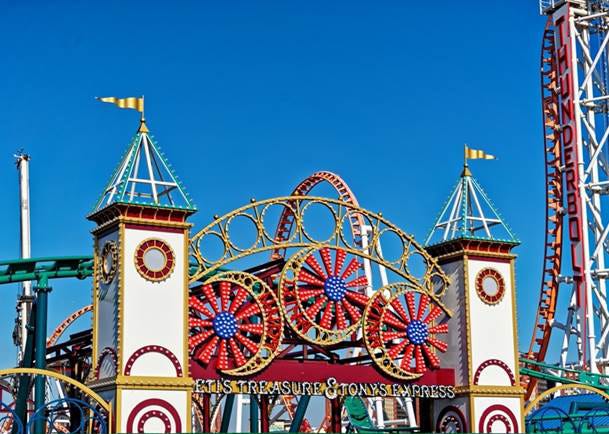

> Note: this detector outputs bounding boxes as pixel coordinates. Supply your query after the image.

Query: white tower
[88,119,196,433]
[425,165,524,433]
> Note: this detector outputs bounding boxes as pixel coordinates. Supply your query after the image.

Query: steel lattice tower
[529,0,609,383]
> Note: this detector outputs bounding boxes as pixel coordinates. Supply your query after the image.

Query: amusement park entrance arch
[187,195,455,432]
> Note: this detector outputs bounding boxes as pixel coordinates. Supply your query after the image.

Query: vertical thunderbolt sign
[554,4,591,360]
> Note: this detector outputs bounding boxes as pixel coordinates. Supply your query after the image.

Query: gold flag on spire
[464,144,496,161]
[96,96,144,113]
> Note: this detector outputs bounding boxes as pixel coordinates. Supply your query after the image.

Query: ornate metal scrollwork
[189,271,284,376]
[278,246,369,346]
[189,197,449,297]
[363,282,450,380]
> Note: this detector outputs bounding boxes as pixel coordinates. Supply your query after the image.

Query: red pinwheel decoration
[189,277,280,374]
[364,286,449,379]
[280,247,369,345]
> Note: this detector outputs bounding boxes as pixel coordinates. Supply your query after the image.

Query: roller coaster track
[524,18,565,400]
[0,256,93,285]
[520,358,609,394]
[272,171,365,259]
[47,305,93,347]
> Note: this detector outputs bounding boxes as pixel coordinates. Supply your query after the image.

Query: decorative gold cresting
[189,196,450,301]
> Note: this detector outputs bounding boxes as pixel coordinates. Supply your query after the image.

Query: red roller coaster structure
[273,171,365,259]
[524,17,564,399]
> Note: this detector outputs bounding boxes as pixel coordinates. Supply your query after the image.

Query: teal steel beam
[12,302,36,434]
[250,395,259,433]
[220,394,235,433]
[0,255,209,285]
[33,277,51,434]
[289,395,311,432]
[520,357,609,390]
[0,256,93,285]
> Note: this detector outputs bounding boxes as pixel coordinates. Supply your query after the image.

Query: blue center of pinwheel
[406,320,428,345]
[324,275,348,301]
[212,311,237,339]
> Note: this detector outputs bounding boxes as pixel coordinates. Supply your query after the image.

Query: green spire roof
[424,165,518,246]
[93,121,196,212]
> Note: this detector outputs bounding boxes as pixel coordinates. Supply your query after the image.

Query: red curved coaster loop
[272,171,365,259]
[47,304,93,347]
[524,17,564,399]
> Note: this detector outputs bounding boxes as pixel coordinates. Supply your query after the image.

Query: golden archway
[0,368,111,415]
[525,383,609,415]
[189,196,450,304]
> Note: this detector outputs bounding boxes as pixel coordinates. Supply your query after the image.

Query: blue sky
[0,1,544,370]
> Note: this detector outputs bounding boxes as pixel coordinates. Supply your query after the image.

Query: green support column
[220,394,235,433]
[250,395,259,433]
[289,395,310,432]
[12,303,36,434]
[34,277,51,434]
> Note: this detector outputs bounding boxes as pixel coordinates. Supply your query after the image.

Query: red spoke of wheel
[305,255,327,279]
[400,344,415,370]
[421,344,440,369]
[320,302,334,329]
[235,332,260,354]
[417,295,429,321]
[305,297,328,318]
[189,318,212,328]
[235,303,261,320]
[390,299,410,323]
[341,258,360,280]
[382,331,407,342]
[189,329,215,348]
[297,288,325,301]
[202,284,220,313]
[428,323,448,334]
[405,292,417,320]
[344,290,369,306]
[423,305,443,324]
[298,269,325,286]
[290,311,310,331]
[228,338,246,367]
[334,249,346,276]
[195,336,219,364]
[342,299,362,323]
[220,281,231,312]
[414,346,425,373]
[190,296,214,318]
[345,276,368,288]
[336,301,347,329]
[229,287,248,314]
[320,248,334,276]
[217,339,229,370]
[239,323,264,335]
[387,339,410,359]
[382,311,408,331]
[428,337,448,352]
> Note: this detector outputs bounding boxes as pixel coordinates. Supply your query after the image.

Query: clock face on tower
[134,238,175,282]
[100,240,118,285]
[475,268,506,305]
